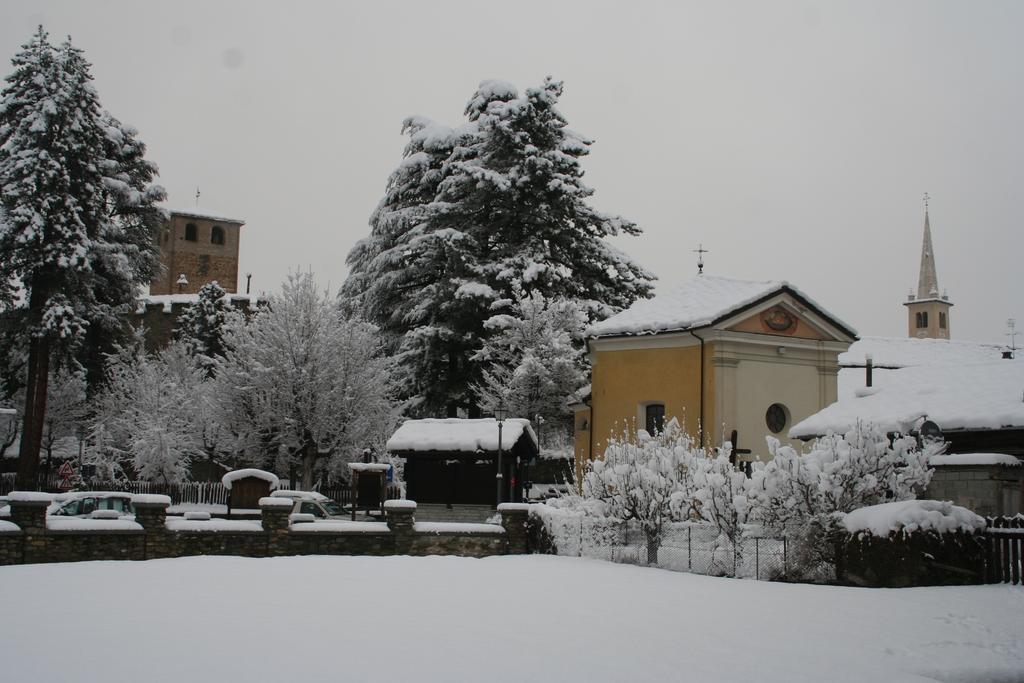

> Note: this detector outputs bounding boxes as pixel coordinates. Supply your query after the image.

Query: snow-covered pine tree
[214,272,398,488]
[1,29,104,487]
[176,281,232,372]
[0,30,164,487]
[342,78,652,418]
[79,110,166,392]
[474,289,587,446]
[437,77,654,318]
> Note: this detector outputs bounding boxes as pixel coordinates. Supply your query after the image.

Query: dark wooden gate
[983,516,1024,584]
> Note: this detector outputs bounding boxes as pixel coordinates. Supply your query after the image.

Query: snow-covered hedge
[842,500,986,538]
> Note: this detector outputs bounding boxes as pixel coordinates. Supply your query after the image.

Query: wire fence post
[755,538,760,580]
[687,526,692,571]
[783,536,788,578]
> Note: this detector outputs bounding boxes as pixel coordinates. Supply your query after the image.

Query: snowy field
[0,556,1021,683]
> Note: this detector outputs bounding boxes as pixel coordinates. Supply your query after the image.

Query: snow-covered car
[0,495,9,518]
[47,492,134,518]
[269,490,345,519]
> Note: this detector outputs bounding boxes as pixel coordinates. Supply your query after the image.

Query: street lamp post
[494,403,509,506]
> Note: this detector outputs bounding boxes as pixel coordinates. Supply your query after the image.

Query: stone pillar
[132,494,171,560]
[498,503,531,554]
[8,492,50,565]
[260,497,293,557]
[385,499,417,555]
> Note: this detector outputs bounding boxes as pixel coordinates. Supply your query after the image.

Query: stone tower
[150,208,245,295]
[903,202,952,339]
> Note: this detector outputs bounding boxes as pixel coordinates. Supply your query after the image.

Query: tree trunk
[646,534,660,567]
[17,334,50,490]
[301,440,316,490]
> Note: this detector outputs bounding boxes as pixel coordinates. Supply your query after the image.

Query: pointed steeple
[916,195,940,299]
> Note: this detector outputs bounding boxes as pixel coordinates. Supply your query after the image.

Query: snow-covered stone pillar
[8,492,49,564]
[132,494,171,560]
[498,503,531,554]
[385,499,416,555]
[260,497,293,556]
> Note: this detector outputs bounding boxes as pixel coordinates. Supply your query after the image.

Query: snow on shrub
[843,500,985,538]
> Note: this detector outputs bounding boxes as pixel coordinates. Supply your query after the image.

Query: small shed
[222,469,280,514]
[386,418,539,506]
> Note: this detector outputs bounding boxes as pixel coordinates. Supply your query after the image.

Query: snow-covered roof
[790,360,1024,438]
[136,292,262,314]
[839,336,1010,368]
[386,418,539,453]
[929,453,1021,467]
[586,275,856,338]
[168,207,245,224]
[222,469,280,491]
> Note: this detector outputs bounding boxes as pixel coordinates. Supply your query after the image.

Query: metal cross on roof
[694,243,709,274]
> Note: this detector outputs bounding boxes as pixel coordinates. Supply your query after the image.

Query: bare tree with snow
[213,272,399,488]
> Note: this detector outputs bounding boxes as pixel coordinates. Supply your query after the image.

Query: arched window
[916,311,929,329]
[211,225,225,245]
[184,223,198,242]
[939,312,947,329]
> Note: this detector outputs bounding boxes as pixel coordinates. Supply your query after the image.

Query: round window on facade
[765,403,789,434]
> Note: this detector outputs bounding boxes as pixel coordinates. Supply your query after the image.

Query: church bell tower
[903,194,952,339]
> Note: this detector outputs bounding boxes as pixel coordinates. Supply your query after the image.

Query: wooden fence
[984,516,1024,585]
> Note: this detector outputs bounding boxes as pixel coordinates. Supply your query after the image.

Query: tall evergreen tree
[342,78,653,418]
[0,29,164,487]
[176,281,232,373]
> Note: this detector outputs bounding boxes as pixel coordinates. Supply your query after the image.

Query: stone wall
[925,465,1023,517]
[0,497,531,566]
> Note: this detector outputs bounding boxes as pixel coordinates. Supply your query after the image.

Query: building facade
[574,276,857,478]
[150,208,245,295]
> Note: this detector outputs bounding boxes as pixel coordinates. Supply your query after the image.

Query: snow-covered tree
[213,272,399,488]
[341,78,653,417]
[474,289,586,445]
[40,370,85,470]
[176,281,233,373]
[582,418,705,564]
[0,29,164,487]
[89,340,204,483]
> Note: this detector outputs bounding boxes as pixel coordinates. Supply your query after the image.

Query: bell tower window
[211,225,225,245]
[185,223,198,242]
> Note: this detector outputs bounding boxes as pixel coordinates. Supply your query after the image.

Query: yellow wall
[581,341,715,476]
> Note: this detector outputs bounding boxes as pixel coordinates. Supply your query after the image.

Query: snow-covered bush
[747,422,935,580]
[582,419,706,564]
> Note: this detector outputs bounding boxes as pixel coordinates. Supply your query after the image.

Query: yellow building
[573,275,857,478]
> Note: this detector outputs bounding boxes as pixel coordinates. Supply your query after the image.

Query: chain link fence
[542,515,800,581]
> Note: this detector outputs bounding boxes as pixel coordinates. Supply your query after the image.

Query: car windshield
[321,501,344,516]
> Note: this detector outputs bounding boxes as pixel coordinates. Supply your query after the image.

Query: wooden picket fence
[984,516,1024,585]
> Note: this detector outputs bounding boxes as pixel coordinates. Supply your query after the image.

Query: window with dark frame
[211,225,225,245]
[939,312,947,329]
[185,223,198,242]
[645,403,665,436]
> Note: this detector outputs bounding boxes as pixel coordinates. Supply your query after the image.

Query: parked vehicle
[47,492,133,518]
[269,490,345,519]
[0,495,9,518]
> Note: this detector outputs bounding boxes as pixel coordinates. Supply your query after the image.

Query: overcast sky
[1,1,1021,345]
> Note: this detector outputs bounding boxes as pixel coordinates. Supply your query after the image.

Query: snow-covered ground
[0,555,1020,682]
